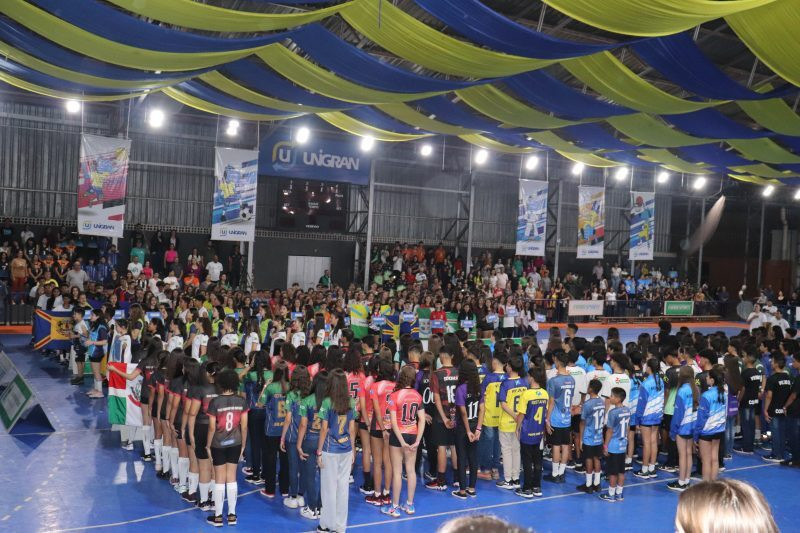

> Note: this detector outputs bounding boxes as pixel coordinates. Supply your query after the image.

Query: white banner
[577,186,605,259]
[516,180,548,256]
[211,147,258,242]
[568,300,605,316]
[630,191,655,261]
[77,134,131,237]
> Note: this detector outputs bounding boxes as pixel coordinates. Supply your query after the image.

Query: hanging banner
[211,147,258,242]
[630,191,655,261]
[78,134,130,238]
[577,186,605,259]
[516,179,548,256]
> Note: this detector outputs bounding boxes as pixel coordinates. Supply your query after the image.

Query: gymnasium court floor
[1,325,797,532]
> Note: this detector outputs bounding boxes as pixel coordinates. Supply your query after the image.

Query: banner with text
[630,191,655,261]
[577,186,605,259]
[78,134,130,237]
[211,147,258,242]
[516,179,548,256]
[568,300,605,316]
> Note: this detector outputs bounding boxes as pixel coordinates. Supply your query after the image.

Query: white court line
[0,428,112,438]
[47,463,777,532]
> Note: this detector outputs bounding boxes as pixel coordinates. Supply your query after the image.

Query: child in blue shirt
[577,379,604,493]
[634,358,664,479]
[667,366,698,491]
[544,352,575,483]
[600,387,630,502]
[694,366,727,482]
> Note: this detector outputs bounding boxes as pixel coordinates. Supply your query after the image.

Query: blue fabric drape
[0,56,139,94]
[664,109,769,139]
[29,0,295,53]
[292,26,482,93]
[177,81,300,115]
[775,136,800,153]
[417,96,524,135]
[602,151,658,167]
[221,59,355,109]
[558,124,636,151]
[413,0,627,59]
[505,71,634,119]
[678,144,754,167]
[632,34,796,101]
[344,107,433,135]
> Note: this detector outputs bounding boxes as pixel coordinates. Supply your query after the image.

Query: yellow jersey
[498,376,528,433]
[481,372,506,428]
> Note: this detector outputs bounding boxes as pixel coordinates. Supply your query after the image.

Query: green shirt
[130,247,146,264]
[298,394,322,440]
[317,397,357,453]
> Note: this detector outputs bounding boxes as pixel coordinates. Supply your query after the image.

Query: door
[287,255,331,290]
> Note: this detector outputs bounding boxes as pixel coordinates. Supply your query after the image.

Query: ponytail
[645,358,663,392]
[710,365,725,404]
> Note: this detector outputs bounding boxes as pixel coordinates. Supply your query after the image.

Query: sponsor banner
[260,128,372,185]
[630,191,655,261]
[211,147,258,242]
[664,301,695,316]
[568,300,605,316]
[577,186,605,259]
[78,134,130,237]
[516,179,548,256]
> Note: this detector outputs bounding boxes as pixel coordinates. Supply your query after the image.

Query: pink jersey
[388,387,423,435]
[369,379,395,430]
[360,375,375,423]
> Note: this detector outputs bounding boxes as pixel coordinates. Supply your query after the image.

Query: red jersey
[360,375,375,423]
[369,379,395,430]
[308,363,320,379]
[387,388,423,435]
[430,366,459,423]
[430,310,446,333]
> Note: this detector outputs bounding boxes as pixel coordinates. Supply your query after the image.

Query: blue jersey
[628,375,641,424]
[581,397,605,446]
[606,406,631,454]
[546,373,575,428]
[636,375,665,426]
[670,384,696,439]
[694,388,726,441]
[284,390,302,443]
[516,388,549,445]
[260,383,287,437]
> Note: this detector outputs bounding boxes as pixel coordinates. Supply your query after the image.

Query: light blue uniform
[546,373,575,428]
[636,375,665,426]
[694,388,726,441]
[606,406,631,454]
[581,397,605,446]
[670,384,696,439]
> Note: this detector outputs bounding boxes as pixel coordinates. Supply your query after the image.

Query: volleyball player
[180,359,201,503]
[600,387,630,502]
[167,353,190,496]
[635,358,664,479]
[452,359,483,499]
[545,352,575,483]
[426,346,459,491]
[366,358,395,505]
[187,361,219,510]
[576,379,604,494]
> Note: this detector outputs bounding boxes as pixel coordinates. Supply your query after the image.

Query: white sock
[214,483,225,516]
[153,439,163,468]
[142,426,152,455]
[200,481,211,502]
[616,486,624,496]
[162,446,171,472]
[178,457,190,486]
[552,462,559,476]
[608,486,615,497]
[593,472,601,486]
[189,472,199,495]
[226,482,238,515]
[755,429,762,440]
[169,447,179,478]
[585,473,592,486]
[94,379,103,393]
[558,462,567,476]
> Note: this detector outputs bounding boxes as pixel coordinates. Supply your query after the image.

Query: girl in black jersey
[180,359,201,504]
[187,362,219,510]
[168,353,190,496]
[160,351,184,484]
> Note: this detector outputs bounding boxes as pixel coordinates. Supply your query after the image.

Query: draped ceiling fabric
[1,0,800,186]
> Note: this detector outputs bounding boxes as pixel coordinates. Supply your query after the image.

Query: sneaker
[532,486,543,497]
[141,453,153,462]
[206,515,223,527]
[667,481,688,492]
[476,470,492,481]
[70,376,84,385]
[349,475,355,484]
[763,455,782,463]
[451,490,468,500]
[780,459,793,466]
[451,481,460,489]
[557,474,566,483]
[565,460,576,470]
[511,479,521,489]
[380,505,401,518]
[227,513,237,526]
[599,493,616,503]
[514,488,534,499]
[423,472,437,482]
[381,493,392,506]
[719,465,726,472]
[245,474,263,485]
[156,470,170,480]
[543,474,560,483]
[297,496,305,507]
[359,483,374,495]
[365,494,383,506]
[400,502,415,515]
[283,497,298,509]
[591,484,602,494]
[574,464,586,474]
[170,477,179,487]
[657,464,678,473]
[316,527,330,533]
[259,490,275,499]
[723,454,732,460]
[617,493,624,502]
[576,484,591,493]
[122,441,134,451]
[425,479,447,491]
[300,506,316,520]
[183,492,197,504]
[648,471,658,479]
[733,447,753,455]
[175,485,187,494]
[199,499,214,511]
[491,469,500,480]
[495,480,515,490]
[241,466,253,476]
[633,470,650,479]
[624,463,634,472]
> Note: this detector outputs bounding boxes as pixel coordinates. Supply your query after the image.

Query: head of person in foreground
[675,479,778,533]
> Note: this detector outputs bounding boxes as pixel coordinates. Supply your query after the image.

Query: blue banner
[212,147,258,242]
[259,128,372,185]
[516,179,548,256]
[630,191,655,261]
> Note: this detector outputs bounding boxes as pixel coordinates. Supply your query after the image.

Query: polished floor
[1,329,797,533]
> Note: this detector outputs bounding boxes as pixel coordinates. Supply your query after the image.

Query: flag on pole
[107,362,143,426]
[33,310,72,351]
[349,304,369,339]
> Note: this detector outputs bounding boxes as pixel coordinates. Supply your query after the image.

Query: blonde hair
[675,479,778,533]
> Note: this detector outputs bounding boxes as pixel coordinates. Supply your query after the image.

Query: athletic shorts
[548,426,571,446]
[194,423,210,459]
[660,414,672,430]
[150,391,159,418]
[431,420,455,447]
[140,386,150,405]
[640,422,660,428]
[369,428,386,439]
[699,432,723,442]
[571,414,581,433]
[358,420,368,432]
[606,452,626,476]
[211,445,241,466]
[88,351,104,363]
[73,344,87,363]
[174,420,183,441]
[389,433,416,448]
[583,444,603,459]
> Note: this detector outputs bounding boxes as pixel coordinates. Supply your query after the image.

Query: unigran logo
[272,141,360,171]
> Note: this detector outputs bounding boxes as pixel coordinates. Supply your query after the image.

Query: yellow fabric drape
[459,134,535,154]
[728,174,782,185]
[376,104,478,136]
[727,139,800,165]
[104,0,350,32]
[542,0,776,37]
[606,114,715,148]
[456,86,583,129]
[317,112,431,141]
[528,132,619,167]
[638,149,710,174]
[729,164,798,178]
[738,98,800,137]
[0,71,144,101]
[562,52,724,115]
[162,87,302,121]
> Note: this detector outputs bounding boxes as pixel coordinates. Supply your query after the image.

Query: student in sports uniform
[165,318,185,353]
[297,371,328,520]
[694,366,727,481]
[205,369,249,526]
[317,369,357,533]
[70,307,89,385]
[414,351,438,484]
[161,350,184,485]
[358,356,377,495]
[566,350,587,471]
[600,387,630,502]
[496,354,526,490]
[367,358,396,505]
[342,349,368,491]
[577,379,604,494]
[243,350,271,484]
[736,349,763,454]
[281,365,311,510]
[452,360,483,500]
[187,361,219,510]
[382,365,425,516]
[85,309,108,399]
[545,351,575,483]
[426,347,459,491]
[477,352,506,481]
[515,366,548,498]
[660,346,682,473]
[764,354,792,462]
[585,351,611,399]
[259,360,289,498]
[635,358,664,479]
[180,359,201,504]
[667,366,698,491]
[155,351,175,480]
[167,353,190,496]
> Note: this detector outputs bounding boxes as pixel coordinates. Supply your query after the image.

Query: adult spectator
[19,225,34,245]
[203,240,217,266]
[10,250,28,294]
[65,261,89,291]
[527,266,541,289]
[318,269,331,287]
[592,260,603,282]
[164,243,179,273]
[1,218,14,241]
[127,255,143,277]
[206,255,224,283]
[496,265,509,291]
[149,230,165,274]
[130,240,146,265]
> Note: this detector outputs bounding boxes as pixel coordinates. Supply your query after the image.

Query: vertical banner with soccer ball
[78,134,131,237]
[516,179,548,256]
[629,191,655,261]
[211,147,258,242]
[577,186,605,259]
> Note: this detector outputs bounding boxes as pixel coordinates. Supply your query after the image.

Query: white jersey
[609,372,633,409]
[166,335,184,353]
[586,369,612,398]
[191,333,208,360]
[244,332,261,356]
[220,333,239,348]
[566,365,588,407]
